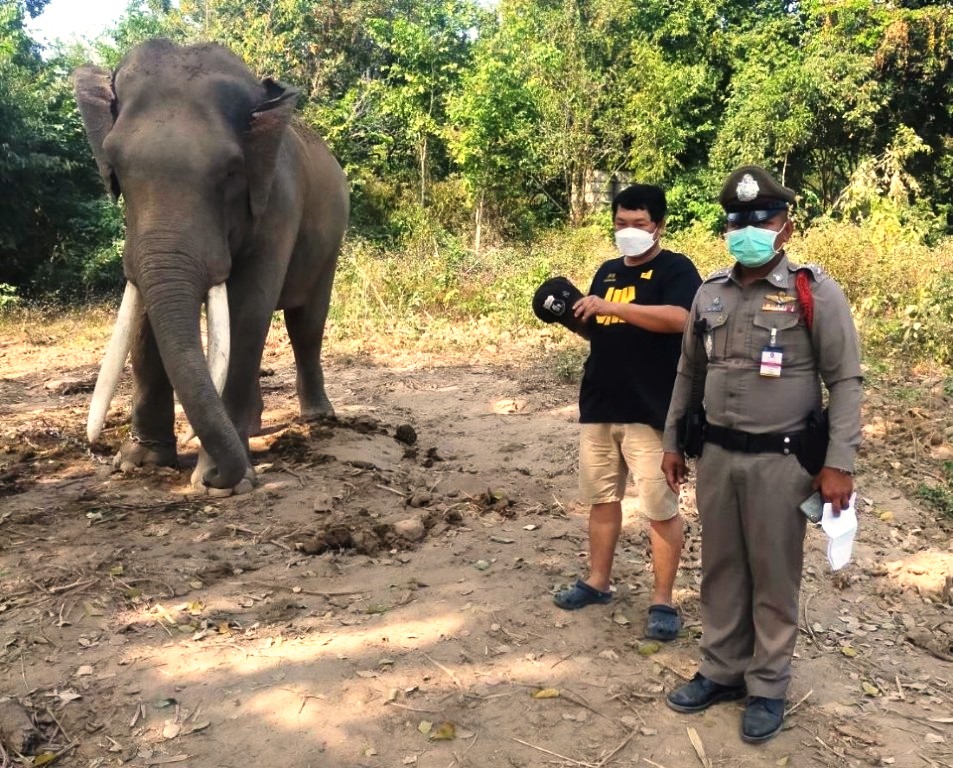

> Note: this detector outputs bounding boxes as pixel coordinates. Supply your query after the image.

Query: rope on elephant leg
[130,433,177,449]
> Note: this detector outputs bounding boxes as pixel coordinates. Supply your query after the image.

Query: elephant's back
[291,122,348,209]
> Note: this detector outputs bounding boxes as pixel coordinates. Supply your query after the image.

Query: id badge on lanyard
[760,327,783,377]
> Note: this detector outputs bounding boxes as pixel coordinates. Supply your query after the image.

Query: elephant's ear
[245,78,300,220]
[72,64,120,199]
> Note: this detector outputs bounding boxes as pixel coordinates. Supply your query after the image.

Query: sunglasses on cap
[725,208,787,226]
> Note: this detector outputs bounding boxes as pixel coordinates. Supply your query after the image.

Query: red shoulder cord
[796,269,814,332]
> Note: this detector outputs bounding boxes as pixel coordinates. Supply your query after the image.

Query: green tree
[0,0,120,298]
[360,0,483,205]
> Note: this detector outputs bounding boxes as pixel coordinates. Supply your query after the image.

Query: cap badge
[542,295,567,316]
[736,173,759,202]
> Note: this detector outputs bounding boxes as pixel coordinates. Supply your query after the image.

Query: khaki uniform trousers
[695,443,812,699]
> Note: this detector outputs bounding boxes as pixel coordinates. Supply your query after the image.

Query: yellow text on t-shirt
[596,285,636,325]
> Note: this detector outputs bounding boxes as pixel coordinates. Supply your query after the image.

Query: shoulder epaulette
[788,262,827,283]
[703,267,731,282]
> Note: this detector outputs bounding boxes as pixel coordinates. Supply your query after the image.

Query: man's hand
[573,295,613,323]
[661,451,687,494]
[812,467,853,515]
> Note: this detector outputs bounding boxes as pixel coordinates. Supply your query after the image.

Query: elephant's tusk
[206,283,230,395]
[182,284,230,445]
[87,281,140,443]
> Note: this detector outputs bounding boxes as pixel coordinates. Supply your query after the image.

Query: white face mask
[614,226,657,258]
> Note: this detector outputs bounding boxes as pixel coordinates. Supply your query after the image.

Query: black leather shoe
[742,696,785,743]
[666,673,747,713]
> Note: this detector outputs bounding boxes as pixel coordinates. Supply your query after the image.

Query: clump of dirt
[265,424,313,459]
[0,697,40,754]
[295,505,459,556]
[335,414,386,435]
[296,519,392,556]
[475,487,516,516]
[394,423,417,445]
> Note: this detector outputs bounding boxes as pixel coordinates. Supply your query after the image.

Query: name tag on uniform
[760,346,783,377]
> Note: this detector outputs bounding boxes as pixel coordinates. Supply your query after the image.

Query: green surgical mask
[726,225,780,267]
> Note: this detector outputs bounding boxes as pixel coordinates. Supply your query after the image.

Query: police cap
[719,165,795,211]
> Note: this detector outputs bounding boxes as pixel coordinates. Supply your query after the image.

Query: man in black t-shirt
[554,184,702,642]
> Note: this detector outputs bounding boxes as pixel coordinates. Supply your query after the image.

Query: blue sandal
[554,580,612,610]
[645,604,681,641]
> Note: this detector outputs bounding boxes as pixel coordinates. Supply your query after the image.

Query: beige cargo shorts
[578,423,678,521]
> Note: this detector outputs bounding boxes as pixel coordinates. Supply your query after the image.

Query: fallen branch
[385,702,442,714]
[246,581,366,598]
[785,689,813,718]
[45,705,72,744]
[801,590,820,648]
[511,738,593,767]
[376,484,407,497]
[32,742,76,767]
[422,652,464,690]
[446,731,479,768]
[814,735,847,760]
[687,726,712,768]
[560,688,619,727]
[594,729,637,768]
[278,464,306,487]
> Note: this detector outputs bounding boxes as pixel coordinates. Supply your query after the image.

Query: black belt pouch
[796,407,830,476]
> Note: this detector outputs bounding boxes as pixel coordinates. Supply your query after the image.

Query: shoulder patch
[703,267,731,283]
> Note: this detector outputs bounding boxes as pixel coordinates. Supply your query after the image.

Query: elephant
[73,38,349,495]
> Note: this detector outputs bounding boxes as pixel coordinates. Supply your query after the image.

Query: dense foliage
[1,0,952,351]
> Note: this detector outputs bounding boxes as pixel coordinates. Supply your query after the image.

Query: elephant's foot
[114,434,178,472]
[299,400,334,423]
[190,457,256,497]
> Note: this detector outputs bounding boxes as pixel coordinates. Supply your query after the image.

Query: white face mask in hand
[614,227,656,257]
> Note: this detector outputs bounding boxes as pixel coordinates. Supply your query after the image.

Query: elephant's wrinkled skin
[74,39,349,494]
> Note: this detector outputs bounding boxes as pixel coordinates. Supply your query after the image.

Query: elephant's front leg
[115,307,177,471]
[189,277,271,495]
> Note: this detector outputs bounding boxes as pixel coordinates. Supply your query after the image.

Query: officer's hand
[812,467,853,515]
[661,451,686,495]
[573,295,611,322]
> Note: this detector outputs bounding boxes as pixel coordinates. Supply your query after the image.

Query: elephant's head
[73,39,300,488]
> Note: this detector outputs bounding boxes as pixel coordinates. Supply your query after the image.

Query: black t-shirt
[579,249,702,429]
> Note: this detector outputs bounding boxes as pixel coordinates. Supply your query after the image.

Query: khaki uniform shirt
[662,254,862,471]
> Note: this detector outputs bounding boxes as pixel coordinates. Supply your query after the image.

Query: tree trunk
[570,165,589,226]
[474,191,484,257]
[419,136,427,207]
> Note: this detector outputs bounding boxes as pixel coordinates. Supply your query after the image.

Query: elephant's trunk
[180,285,230,445]
[136,260,246,489]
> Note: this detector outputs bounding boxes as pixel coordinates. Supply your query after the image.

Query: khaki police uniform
[662,172,862,699]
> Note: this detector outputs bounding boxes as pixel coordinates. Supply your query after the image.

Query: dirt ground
[1,319,952,768]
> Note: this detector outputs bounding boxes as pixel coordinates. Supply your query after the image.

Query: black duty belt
[705,425,803,456]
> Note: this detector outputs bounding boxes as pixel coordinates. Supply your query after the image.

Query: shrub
[0,283,21,311]
[328,218,953,369]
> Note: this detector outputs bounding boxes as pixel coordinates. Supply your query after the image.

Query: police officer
[660,166,862,743]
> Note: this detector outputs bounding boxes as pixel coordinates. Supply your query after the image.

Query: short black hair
[612,184,667,223]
